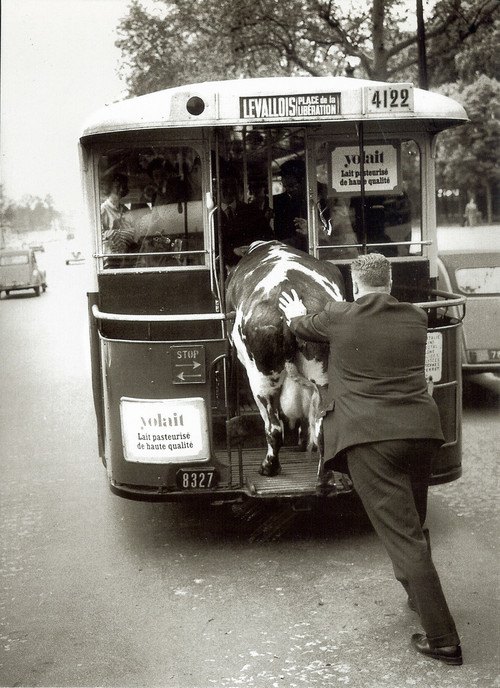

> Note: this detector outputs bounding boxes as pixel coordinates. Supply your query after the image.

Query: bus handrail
[93,250,207,258]
[92,304,225,323]
[92,293,464,323]
[413,289,466,312]
[316,240,433,251]
[95,243,433,259]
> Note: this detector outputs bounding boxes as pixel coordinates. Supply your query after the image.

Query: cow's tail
[306,381,321,450]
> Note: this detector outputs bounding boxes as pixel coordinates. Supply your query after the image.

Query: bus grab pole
[357,121,367,252]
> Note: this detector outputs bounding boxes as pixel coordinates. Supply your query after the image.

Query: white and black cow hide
[226,240,345,476]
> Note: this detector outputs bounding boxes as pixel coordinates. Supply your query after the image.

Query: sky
[1,0,131,227]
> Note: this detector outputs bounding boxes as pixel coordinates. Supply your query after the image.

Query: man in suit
[278,252,462,666]
[273,159,308,252]
[218,177,272,267]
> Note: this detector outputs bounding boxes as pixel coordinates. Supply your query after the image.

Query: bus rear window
[315,139,421,258]
[0,254,29,266]
[97,146,204,269]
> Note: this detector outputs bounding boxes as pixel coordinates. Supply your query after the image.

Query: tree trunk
[416,0,429,89]
[371,0,389,80]
[484,180,493,224]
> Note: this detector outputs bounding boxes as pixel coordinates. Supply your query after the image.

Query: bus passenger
[218,176,273,267]
[350,197,399,256]
[100,173,137,269]
[248,179,273,224]
[273,159,308,251]
[274,160,358,256]
[317,188,359,258]
[185,156,202,201]
[143,158,181,208]
[366,204,399,257]
[136,160,189,266]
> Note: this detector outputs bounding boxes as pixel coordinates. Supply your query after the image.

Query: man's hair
[104,172,129,198]
[351,253,391,287]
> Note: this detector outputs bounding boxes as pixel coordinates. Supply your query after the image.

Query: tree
[426,0,499,84]
[0,190,62,236]
[116,0,498,96]
[435,76,500,223]
[0,186,15,248]
[114,1,499,224]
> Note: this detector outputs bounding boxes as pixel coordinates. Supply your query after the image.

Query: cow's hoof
[259,459,281,477]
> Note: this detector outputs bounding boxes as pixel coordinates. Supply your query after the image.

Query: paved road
[0,240,498,687]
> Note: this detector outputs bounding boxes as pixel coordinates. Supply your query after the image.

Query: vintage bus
[80,76,467,502]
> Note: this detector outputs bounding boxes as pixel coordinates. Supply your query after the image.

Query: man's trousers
[346,438,460,648]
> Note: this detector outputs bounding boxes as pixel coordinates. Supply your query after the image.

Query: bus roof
[81,76,468,139]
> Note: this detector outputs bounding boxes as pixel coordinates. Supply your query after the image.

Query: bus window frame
[91,132,211,274]
[85,125,439,277]
[306,129,429,264]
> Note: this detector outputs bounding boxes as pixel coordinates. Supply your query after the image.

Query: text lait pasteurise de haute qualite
[137,431,194,452]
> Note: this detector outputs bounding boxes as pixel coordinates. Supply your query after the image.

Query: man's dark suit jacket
[218,202,273,265]
[289,292,445,462]
[272,192,307,252]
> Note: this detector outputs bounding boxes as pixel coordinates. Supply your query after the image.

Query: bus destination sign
[240,92,341,119]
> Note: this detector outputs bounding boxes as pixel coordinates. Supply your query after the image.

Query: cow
[226,240,345,477]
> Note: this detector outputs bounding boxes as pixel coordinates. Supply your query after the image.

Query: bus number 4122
[371,88,410,109]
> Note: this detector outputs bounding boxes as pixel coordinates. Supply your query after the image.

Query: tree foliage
[0,186,61,235]
[116,0,498,96]
[436,75,500,222]
[426,0,499,83]
[114,0,499,222]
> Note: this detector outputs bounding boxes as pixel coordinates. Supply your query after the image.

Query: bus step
[245,449,319,497]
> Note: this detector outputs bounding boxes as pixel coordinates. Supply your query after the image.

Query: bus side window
[98,147,205,268]
[315,139,419,258]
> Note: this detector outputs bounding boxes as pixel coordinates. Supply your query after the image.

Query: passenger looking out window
[100,173,136,269]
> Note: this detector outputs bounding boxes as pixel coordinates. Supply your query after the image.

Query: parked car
[0,248,47,298]
[437,242,500,374]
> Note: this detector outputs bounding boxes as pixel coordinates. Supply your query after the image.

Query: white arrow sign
[177,371,202,381]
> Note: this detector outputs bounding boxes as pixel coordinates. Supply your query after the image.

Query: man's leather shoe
[316,470,353,494]
[411,633,463,665]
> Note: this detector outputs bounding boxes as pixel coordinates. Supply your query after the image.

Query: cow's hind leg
[256,391,283,476]
[280,364,320,452]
